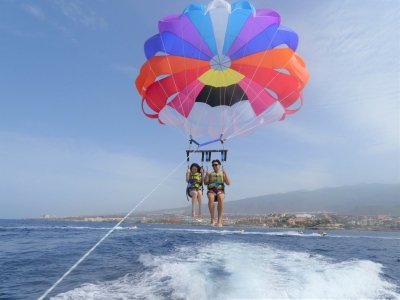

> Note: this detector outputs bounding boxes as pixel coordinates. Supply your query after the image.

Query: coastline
[17,218,400,232]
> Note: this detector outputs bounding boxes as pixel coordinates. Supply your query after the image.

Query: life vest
[207,172,224,191]
[188,172,202,189]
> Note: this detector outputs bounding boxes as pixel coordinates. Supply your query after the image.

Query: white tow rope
[38,152,197,300]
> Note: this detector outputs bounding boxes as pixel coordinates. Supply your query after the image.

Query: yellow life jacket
[188,172,202,189]
[207,172,224,190]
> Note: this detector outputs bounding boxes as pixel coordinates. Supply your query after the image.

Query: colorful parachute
[136,0,309,140]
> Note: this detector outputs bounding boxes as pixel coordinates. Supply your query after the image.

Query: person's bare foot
[218,222,223,228]
[210,220,215,226]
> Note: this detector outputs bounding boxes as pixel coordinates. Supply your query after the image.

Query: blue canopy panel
[183,4,218,56]
[231,0,256,14]
[229,25,299,61]
[144,32,212,60]
[222,3,254,55]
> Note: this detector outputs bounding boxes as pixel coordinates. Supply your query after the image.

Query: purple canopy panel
[226,8,281,57]
[159,14,214,59]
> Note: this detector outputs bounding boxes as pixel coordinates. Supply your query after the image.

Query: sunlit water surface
[1,220,399,299]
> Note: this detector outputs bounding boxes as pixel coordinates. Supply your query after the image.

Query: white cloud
[55,0,108,29]
[48,21,78,44]
[305,1,400,154]
[21,4,45,20]
[0,24,46,38]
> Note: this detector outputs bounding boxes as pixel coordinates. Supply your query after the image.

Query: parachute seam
[225,50,302,138]
[223,12,258,134]
[158,31,191,134]
[226,88,299,140]
[145,63,190,139]
[223,24,301,136]
[180,18,190,135]
[190,11,208,138]
[178,11,209,139]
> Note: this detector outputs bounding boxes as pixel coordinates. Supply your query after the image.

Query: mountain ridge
[157,183,400,215]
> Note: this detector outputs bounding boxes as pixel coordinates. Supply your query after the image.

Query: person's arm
[186,167,190,183]
[222,169,231,186]
[200,167,204,184]
[204,170,211,185]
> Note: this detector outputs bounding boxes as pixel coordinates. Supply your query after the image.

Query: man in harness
[204,159,231,227]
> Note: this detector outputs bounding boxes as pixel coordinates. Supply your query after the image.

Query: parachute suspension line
[146,64,189,139]
[224,32,276,133]
[179,17,190,135]
[222,17,258,131]
[220,139,225,170]
[222,21,234,135]
[38,152,198,300]
[187,13,208,138]
[224,50,300,138]
[178,14,197,137]
[205,151,209,172]
[144,94,188,140]
[187,139,193,167]
[181,82,205,139]
[159,33,191,135]
[191,84,214,140]
[175,13,209,139]
[223,25,281,136]
[225,89,298,140]
[220,71,228,136]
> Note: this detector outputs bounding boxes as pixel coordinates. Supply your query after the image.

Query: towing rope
[38,151,198,300]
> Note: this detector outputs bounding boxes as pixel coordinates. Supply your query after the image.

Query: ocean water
[1,220,399,300]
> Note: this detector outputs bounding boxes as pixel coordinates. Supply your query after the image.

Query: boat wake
[52,242,399,299]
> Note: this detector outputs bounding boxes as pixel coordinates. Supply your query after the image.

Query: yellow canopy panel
[198,69,244,87]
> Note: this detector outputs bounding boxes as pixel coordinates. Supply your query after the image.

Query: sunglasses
[212,164,219,167]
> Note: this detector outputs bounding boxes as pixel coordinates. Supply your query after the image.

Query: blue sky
[0,0,399,219]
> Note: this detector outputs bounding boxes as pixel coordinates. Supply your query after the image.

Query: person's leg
[190,190,198,219]
[198,191,202,219]
[217,193,225,227]
[208,192,215,226]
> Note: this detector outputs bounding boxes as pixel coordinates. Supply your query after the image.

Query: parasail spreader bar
[186,149,228,162]
[189,134,225,148]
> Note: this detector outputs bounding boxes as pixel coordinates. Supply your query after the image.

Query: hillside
[160,183,400,215]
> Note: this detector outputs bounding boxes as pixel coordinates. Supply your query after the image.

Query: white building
[295,214,315,218]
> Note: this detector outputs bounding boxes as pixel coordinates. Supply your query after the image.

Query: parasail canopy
[135,0,310,141]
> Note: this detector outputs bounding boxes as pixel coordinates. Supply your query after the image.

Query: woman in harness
[186,163,204,219]
[204,159,231,227]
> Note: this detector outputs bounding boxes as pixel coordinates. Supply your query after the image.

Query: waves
[51,241,399,299]
[2,221,399,299]
[154,227,400,240]
[0,225,128,231]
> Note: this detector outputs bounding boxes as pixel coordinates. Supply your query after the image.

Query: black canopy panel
[195,84,249,107]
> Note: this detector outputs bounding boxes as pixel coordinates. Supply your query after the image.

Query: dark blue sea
[1,219,399,299]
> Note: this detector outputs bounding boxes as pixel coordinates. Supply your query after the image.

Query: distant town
[27,212,400,231]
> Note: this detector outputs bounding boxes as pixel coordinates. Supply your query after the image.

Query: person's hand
[187,166,190,173]
[200,166,204,173]
[222,169,227,175]
[206,170,211,175]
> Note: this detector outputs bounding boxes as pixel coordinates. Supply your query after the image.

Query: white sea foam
[51,242,399,299]
[154,227,400,240]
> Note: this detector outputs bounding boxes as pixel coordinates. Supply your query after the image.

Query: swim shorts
[207,189,224,201]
